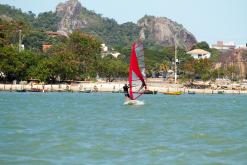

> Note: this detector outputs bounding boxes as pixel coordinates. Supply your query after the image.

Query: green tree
[22,31,61,51]
[226,65,239,81]
[28,58,55,82]
[0,18,30,47]
[98,56,128,82]
[33,12,61,31]
[48,44,80,81]
[192,41,210,51]
[194,59,213,81]
[211,67,225,80]
[180,58,213,81]
[17,50,43,80]
[68,31,101,80]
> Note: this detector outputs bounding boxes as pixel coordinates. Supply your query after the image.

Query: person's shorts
[125,93,130,97]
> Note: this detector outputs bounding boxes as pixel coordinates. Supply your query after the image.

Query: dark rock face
[138,16,197,50]
[55,1,197,49]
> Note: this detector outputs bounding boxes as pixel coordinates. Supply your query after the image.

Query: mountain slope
[55,0,196,49]
[138,15,197,49]
[0,4,35,24]
[0,0,197,49]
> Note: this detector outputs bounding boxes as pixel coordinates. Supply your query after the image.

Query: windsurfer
[123,84,130,101]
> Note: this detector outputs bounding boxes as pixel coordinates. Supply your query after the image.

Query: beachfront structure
[111,52,120,58]
[187,49,211,59]
[101,43,120,58]
[237,44,247,50]
[101,44,108,52]
[20,44,24,51]
[46,31,67,38]
[211,41,236,50]
[42,44,52,52]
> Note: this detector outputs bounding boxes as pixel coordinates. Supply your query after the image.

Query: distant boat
[188,91,196,94]
[143,90,157,94]
[162,91,183,95]
[218,91,224,94]
[80,89,92,93]
[30,88,44,92]
[16,89,27,92]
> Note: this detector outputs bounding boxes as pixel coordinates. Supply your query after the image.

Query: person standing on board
[123,84,130,101]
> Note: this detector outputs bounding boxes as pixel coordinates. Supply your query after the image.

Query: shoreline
[0,82,247,94]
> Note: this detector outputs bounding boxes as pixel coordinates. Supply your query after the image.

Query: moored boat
[143,90,157,94]
[16,89,27,92]
[188,91,196,94]
[162,91,183,95]
[218,91,224,94]
[80,89,92,93]
[30,88,44,92]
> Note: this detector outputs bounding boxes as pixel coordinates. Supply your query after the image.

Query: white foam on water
[124,100,145,106]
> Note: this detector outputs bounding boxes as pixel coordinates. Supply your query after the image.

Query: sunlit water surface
[0,92,247,164]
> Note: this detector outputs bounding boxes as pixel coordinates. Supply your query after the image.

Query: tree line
[1,17,241,84]
[0,18,129,83]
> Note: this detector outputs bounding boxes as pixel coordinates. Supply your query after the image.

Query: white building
[101,44,108,52]
[101,43,121,58]
[21,44,24,51]
[111,52,120,58]
[187,49,211,59]
[211,41,236,50]
[237,44,247,49]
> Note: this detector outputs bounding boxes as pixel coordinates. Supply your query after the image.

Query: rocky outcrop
[138,16,197,50]
[218,49,247,79]
[55,1,197,49]
[56,0,87,34]
[0,15,13,21]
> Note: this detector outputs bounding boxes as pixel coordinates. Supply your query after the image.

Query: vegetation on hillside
[0,4,35,24]
[1,4,241,84]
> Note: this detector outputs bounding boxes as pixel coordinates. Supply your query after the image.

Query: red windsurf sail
[129,42,147,100]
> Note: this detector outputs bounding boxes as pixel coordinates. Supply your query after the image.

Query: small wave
[124,100,145,106]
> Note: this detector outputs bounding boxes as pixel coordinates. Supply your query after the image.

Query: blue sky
[1,0,246,45]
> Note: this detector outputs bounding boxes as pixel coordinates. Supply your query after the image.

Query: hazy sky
[1,0,246,45]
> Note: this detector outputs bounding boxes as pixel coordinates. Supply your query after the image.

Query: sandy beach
[1,78,247,94]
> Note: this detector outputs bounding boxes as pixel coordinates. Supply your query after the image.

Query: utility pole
[173,29,182,84]
[174,32,180,84]
[174,39,177,84]
[18,30,22,52]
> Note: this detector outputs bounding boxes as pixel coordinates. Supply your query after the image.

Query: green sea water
[0,92,247,165]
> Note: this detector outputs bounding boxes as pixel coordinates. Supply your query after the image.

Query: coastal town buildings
[42,44,52,52]
[101,43,120,58]
[187,49,211,59]
[46,31,63,37]
[237,44,247,50]
[211,41,247,50]
[101,44,108,52]
[42,31,67,52]
[211,41,236,50]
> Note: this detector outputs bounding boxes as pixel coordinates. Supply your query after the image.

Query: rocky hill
[55,0,197,49]
[138,16,197,49]
[0,0,197,49]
